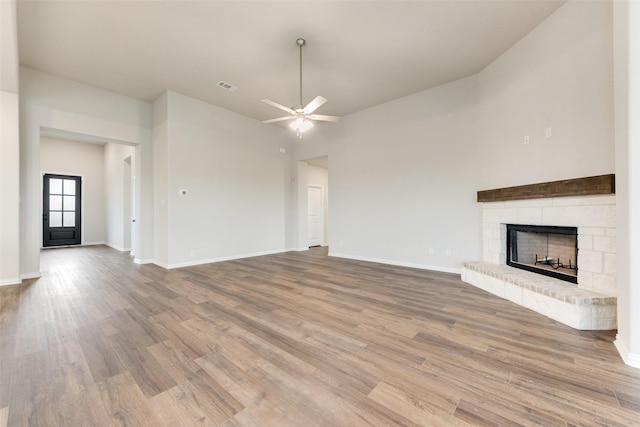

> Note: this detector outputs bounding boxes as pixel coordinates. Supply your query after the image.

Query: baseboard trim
[614,336,640,369]
[83,241,106,246]
[134,258,154,265]
[328,252,461,275]
[104,243,132,252]
[0,277,22,286]
[20,272,42,280]
[161,248,291,270]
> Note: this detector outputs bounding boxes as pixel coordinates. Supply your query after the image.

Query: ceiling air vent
[217,81,238,92]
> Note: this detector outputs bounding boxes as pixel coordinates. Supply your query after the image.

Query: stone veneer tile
[603,253,617,275]
[542,205,616,228]
[504,199,553,208]
[592,274,617,294]
[551,195,615,207]
[482,201,506,208]
[578,234,593,250]
[580,226,607,236]
[593,235,616,253]
[484,208,517,223]
[578,271,594,288]
[578,249,603,274]
[516,208,543,225]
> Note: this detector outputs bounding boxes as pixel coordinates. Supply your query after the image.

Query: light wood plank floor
[1,245,639,426]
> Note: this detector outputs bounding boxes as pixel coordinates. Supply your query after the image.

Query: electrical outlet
[445,249,452,257]
[428,248,435,255]
[545,127,552,138]
[524,134,530,144]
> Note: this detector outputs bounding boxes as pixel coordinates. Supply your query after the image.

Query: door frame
[42,172,83,247]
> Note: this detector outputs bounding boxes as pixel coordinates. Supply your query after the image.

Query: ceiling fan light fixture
[290,117,313,138]
[261,37,343,138]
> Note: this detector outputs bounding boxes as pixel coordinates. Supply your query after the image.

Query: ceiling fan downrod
[296,38,305,109]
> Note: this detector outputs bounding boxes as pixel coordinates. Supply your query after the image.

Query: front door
[43,174,82,247]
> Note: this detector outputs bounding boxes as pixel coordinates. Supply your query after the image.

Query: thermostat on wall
[179,189,187,196]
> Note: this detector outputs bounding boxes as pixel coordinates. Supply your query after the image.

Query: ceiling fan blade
[308,114,344,123]
[262,116,294,124]
[303,96,327,114]
[262,99,296,115]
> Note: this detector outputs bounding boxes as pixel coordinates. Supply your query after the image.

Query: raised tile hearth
[462,262,616,330]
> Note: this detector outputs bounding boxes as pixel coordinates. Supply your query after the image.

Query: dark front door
[43,174,81,247]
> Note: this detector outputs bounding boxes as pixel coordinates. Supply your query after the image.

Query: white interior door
[307,186,324,247]
[123,157,132,251]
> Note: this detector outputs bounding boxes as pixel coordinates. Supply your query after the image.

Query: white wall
[0,0,19,94]
[155,91,292,268]
[20,68,153,276]
[614,0,640,368]
[104,142,135,251]
[152,92,169,265]
[0,0,20,285]
[40,136,106,245]
[297,75,481,273]
[477,0,614,189]
[0,91,20,285]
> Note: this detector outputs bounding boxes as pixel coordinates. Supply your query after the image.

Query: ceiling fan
[262,38,343,138]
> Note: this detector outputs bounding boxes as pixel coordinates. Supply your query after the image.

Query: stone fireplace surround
[461,176,617,330]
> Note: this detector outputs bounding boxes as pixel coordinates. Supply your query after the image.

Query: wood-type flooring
[1,245,639,426]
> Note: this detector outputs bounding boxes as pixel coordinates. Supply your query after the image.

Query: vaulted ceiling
[17,0,565,123]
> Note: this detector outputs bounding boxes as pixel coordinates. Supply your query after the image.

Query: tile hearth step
[461,261,616,330]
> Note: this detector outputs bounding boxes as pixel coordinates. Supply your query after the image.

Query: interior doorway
[38,128,138,259]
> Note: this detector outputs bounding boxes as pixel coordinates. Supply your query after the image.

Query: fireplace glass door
[506,224,578,283]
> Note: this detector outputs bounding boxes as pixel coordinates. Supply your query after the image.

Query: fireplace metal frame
[506,224,578,284]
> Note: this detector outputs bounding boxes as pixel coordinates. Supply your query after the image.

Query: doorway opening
[38,128,138,261]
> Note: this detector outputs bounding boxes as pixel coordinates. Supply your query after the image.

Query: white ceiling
[16,0,565,124]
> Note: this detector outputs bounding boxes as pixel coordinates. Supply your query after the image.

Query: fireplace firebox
[506,224,578,283]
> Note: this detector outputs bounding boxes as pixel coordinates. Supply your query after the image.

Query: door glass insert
[50,178,63,194]
[50,211,62,227]
[63,179,76,195]
[50,195,63,211]
[63,195,75,211]
[63,212,76,227]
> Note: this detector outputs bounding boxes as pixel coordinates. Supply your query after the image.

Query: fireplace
[462,177,616,329]
[506,224,578,283]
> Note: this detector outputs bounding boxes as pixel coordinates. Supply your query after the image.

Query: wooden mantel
[477,174,615,203]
